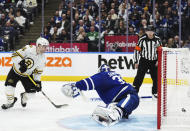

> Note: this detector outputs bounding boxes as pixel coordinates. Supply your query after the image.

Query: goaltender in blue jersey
[61,64,139,126]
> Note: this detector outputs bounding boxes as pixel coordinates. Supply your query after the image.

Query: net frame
[157,47,190,130]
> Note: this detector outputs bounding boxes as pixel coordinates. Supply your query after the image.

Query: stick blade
[55,104,69,108]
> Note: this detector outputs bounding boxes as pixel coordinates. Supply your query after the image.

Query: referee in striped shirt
[133,26,162,98]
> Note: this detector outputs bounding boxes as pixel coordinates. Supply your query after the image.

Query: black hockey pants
[133,58,158,94]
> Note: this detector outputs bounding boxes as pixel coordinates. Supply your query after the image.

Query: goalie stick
[27,74,68,108]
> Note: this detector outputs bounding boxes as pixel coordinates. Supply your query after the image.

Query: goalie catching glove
[61,83,80,98]
[19,59,27,73]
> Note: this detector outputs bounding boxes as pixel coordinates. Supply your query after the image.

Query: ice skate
[20,93,27,107]
[1,97,17,109]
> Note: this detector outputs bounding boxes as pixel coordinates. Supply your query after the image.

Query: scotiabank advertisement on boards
[31,43,88,52]
[0,52,155,83]
[104,35,138,52]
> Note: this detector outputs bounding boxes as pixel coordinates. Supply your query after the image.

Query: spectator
[15,10,27,35]
[76,27,87,42]
[50,26,59,42]
[57,29,70,43]
[173,35,179,48]
[49,17,56,28]
[110,9,117,21]
[118,7,127,21]
[128,26,137,35]
[75,19,88,33]
[116,20,126,35]
[183,39,190,48]
[90,20,99,32]
[8,15,20,38]
[87,26,99,51]
[82,9,93,22]
[87,26,98,41]
[110,2,118,14]
[22,0,38,24]
[158,0,169,16]
[105,14,115,30]
[59,13,70,32]
[53,10,62,24]
[137,28,145,38]
[0,37,5,51]
[139,19,148,30]
[41,27,51,41]
[83,14,91,29]
[166,38,175,48]
[100,27,114,48]
[0,13,7,27]
[74,13,80,26]
[1,21,16,51]
[183,1,190,39]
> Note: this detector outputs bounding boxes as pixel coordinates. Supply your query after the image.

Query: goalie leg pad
[117,93,139,116]
[92,104,123,126]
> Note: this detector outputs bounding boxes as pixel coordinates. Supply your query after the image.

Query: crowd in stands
[40,0,190,51]
[0,0,46,51]
[0,0,190,52]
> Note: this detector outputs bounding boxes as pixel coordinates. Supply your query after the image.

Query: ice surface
[0,81,189,131]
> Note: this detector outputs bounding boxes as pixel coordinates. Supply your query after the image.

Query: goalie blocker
[61,64,139,126]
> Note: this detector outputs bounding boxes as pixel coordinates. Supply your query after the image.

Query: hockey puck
[182,108,186,112]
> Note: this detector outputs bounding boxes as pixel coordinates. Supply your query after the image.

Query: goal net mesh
[157,47,190,130]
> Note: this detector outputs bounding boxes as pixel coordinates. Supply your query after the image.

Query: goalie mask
[98,64,111,72]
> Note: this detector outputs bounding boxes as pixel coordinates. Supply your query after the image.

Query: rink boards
[0,52,188,85]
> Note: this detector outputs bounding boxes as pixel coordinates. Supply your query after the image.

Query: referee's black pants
[133,58,157,94]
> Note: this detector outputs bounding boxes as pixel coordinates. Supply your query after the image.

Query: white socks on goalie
[92,104,123,126]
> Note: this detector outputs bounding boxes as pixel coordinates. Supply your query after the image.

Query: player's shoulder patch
[26,44,36,51]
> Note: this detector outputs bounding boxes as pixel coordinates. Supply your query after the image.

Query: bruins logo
[25,58,34,69]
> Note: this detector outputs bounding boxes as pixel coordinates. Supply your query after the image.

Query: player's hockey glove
[19,59,27,73]
[35,81,42,92]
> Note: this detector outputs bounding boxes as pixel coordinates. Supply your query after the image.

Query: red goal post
[157,47,190,130]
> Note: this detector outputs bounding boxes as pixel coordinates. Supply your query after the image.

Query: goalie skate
[92,113,112,126]
[1,97,17,109]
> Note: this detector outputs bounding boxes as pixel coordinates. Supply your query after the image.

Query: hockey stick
[27,74,68,108]
[17,54,68,108]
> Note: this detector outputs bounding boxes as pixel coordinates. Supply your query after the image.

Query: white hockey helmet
[36,37,49,46]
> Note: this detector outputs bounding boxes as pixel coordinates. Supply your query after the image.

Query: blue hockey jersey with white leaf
[75,71,137,104]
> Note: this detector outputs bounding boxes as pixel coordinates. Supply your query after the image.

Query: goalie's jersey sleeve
[11,45,46,81]
[75,71,137,104]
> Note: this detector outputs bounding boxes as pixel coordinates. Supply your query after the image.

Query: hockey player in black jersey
[61,64,139,126]
[1,37,49,109]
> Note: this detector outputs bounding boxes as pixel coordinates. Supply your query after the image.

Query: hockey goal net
[157,47,190,130]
